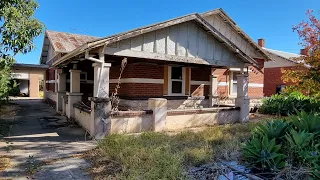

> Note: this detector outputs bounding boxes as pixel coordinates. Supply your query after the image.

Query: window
[230,71,240,96]
[80,72,87,82]
[276,85,286,94]
[169,66,185,95]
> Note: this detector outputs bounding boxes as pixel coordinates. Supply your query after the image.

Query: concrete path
[0,100,96,180]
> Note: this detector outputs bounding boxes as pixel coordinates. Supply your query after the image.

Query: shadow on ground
[0,99,96,180]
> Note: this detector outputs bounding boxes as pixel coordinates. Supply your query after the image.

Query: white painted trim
[248,83,264,88]
[190,81,210,85]
[229,68,252,72]
[217,81,263,88]
[46,80,56,83]
[109,78,164,84]
[218,82,228,86]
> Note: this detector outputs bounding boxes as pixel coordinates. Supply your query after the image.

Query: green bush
[9,80,20,96]
[259,92,320,115]
[243,136,286,171]
[243,112,320,178]
[253,120,290,142]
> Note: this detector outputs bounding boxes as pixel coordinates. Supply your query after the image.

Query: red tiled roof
[46,30,99,53]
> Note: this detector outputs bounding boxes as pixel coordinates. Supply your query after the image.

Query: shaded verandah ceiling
[43,8,272,69]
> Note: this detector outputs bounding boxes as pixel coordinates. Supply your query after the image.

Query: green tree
[0,0,44,103]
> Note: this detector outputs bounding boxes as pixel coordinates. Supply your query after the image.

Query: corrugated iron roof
[263,48,301,59]
[46,30,99,53]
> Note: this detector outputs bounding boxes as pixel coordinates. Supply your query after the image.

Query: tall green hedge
[259,92,320,116]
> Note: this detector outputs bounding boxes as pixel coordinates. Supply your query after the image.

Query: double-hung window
[169,66,185,95]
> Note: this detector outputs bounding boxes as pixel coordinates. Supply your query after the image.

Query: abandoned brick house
[39,8,274,138]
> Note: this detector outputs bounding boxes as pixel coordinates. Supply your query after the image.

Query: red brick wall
[110,63,164,79]
[191,67,210,81]
[190,67,211,97]
[110,83,163,97]
[263,66,302,96]
[46,68,56,92]
[110,63,164,97]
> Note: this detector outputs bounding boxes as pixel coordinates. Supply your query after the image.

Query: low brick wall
[110,110,153,134]
[166,107,240,131]
[44,91,57,107]
[74,104,92,134]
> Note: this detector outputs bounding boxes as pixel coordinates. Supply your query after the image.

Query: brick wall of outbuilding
[263,66,302,96]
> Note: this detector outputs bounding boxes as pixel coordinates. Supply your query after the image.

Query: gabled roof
[263,48,301,60]
[52,12,263,67]
[201,8,272,61]
[45,8,272,67]
[46,30,99,53]
[40,30,99,64]
[263,47,311,68]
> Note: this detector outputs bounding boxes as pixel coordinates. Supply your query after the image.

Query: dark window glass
[172,81,182,93]
[80,73,86,80]
[276,85,286,94]
[171,67,182,79]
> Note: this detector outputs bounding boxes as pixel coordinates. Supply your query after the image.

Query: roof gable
[201,8,271,61]
[40,30,99,64]
[105,21,244,67]
[54,12,260,67]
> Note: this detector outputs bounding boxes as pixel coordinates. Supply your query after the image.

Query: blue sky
[15,0,319,64]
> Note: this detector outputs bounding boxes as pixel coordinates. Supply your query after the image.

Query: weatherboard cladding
[106,21,244,67]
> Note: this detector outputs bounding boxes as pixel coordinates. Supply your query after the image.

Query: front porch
[53,53,250,139]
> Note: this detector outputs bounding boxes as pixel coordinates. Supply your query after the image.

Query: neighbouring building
[11,63,48,98]
[257,39,305,96]
[39,8,273,138]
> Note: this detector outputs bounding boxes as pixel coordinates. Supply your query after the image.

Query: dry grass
[84,121,264,180]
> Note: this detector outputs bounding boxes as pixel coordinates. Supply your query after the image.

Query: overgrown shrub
[243,111,320,178]
[9,80,20,96]
[259,92,320,115]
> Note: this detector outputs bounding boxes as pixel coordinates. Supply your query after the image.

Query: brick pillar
[209,75,218,107]
[66,69,83,118]
[56,72,66,112]
[90,57,112,139]
[92,63,111,97]
[90,97,111,139]
[148,98,167,132]
[235,74,250,122]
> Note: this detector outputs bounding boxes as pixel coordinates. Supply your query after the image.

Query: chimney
[300,48,307,55]
[258,38,265,47]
